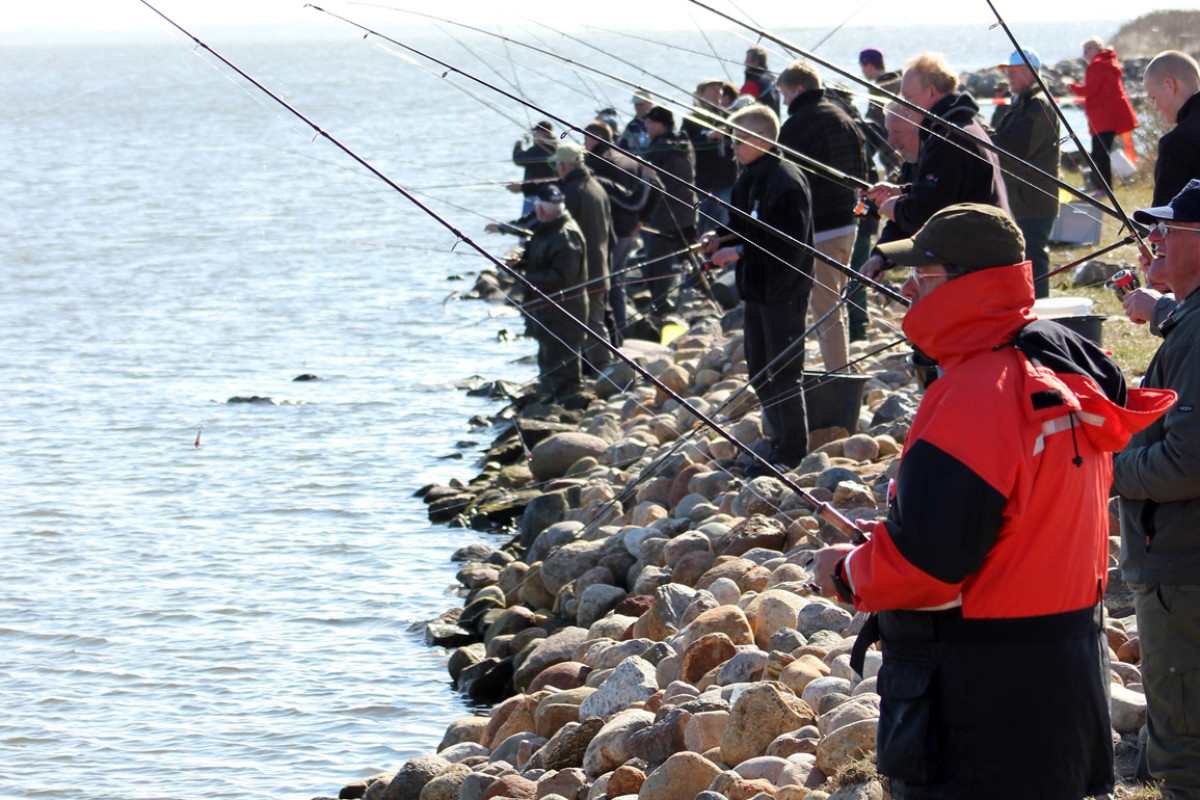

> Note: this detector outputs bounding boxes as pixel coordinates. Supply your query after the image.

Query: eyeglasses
[909,267,950,284]
[1151,221,1200,238]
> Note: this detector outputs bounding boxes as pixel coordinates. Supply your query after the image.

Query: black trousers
[742,298,810,464]
[875,607,1114,800]
[1091,130,1117,190]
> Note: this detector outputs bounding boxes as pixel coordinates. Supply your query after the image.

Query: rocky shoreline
[317,275,1149,800]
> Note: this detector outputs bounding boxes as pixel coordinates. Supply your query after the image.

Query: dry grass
[1113,783,1163,800]
[1046,180,1161,377]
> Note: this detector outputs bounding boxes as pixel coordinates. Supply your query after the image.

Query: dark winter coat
[889,92,1010,238]
[641,130,697,240]
[991,86,1061,220]
[559,166,612,292]
[586,143,656,239]
[511,139,556,196]
[1151,90,1200,206]
[726,148,814,305]
[778,89,868,232]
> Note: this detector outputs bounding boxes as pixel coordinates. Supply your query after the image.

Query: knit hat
[876,203,1025,272]
[645,105,675,129]
[859,48,884,68]
[1134,179,1200,224]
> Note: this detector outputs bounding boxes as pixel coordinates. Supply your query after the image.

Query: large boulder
[582,709,656,777]
[815,718,878,774]
[514,627,590,692]
[380,755,451,800]
[530,433,610,481]
[541,540,606,595]
[637,751,723,800]
[578,657,659,720]
[678,605,755,651]
[631,583,699,641]
[720,681,817,765]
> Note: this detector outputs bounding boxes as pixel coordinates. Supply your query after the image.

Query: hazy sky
[4,0,1191,34]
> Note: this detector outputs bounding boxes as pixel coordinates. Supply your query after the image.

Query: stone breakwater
[325,296,1148,800]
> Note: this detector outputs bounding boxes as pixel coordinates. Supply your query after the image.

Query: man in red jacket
[1070,37,1138,194]
[811,203,1174,799]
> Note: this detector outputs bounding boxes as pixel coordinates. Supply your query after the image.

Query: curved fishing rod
[310,5,907,311]
[984,0,1152,262]
[683,0,1127,225]
[141,0,864,540]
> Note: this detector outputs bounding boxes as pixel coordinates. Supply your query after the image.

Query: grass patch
[1045,179,1161,378]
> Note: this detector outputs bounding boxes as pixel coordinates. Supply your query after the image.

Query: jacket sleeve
[1113,343,1200,502]
[844,438,1009,611]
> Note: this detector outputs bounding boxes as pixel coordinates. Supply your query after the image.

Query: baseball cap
[1133,179,1200,224]
[552,142,586,166]
[876,203,1025,271]
[536,184,564,204]
[999,49,1041,70]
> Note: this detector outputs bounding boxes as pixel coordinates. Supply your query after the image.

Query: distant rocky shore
[313,272,1148,800]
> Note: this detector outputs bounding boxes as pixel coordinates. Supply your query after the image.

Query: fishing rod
[1043,236,1137,282]
[141,0,864,539]
[311,6,907,310]
[810,0,874,51]
[684,0,1127,224]
[983,0,1152,262]
[356,3,873,196]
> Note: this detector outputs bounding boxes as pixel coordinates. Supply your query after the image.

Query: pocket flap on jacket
[877,660,936,700]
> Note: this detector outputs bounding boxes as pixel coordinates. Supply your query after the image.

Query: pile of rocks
[328,296,1147,800]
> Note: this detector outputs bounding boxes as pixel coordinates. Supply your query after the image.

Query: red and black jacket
[842,263,1173,619]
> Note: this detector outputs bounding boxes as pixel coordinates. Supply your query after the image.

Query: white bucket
[1033,297,1094,319]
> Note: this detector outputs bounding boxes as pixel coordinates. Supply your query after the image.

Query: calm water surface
[0,16,1113,799]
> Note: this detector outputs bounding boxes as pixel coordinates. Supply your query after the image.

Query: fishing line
[685,0,1130,225]
[137,0,864,533]
[313,6,909,317]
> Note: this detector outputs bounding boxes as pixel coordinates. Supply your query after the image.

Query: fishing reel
[854,195,881,221]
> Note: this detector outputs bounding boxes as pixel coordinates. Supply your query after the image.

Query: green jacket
[1115,288,1200,584]
[991,86,1060,221]
[520,211,587,332]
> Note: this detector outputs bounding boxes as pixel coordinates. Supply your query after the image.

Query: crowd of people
[487,40,1200,799]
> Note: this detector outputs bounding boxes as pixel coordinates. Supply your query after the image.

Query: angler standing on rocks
[509,120,558,220]
[1114,181,1200,799]
[701,104,814,475]
[510,184,587,403]
[640,106,698,320]
[776,59,867,373]
[1069,37,1138,196]
[862,52,1010,279]
[554,142,614,369]
[991,48,1060,299]
[811,203,1173,800]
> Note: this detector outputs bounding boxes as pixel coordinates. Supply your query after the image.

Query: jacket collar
[902,262,1036,370]
[787,88,824,115]
[1178,90,1200,124]
[922,92,980,139]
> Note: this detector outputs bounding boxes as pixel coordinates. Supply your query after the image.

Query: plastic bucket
[1050,314,1106,346]
[803,371,873,433]
[1033,296,1094,319]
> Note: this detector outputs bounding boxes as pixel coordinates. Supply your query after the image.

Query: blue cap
[1003,49,1041,70]
[1134,179,1200,224]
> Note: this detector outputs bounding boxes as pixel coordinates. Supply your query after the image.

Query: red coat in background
[1070,49,1138,135]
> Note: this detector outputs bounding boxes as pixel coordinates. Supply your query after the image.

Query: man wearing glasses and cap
[992,48,1060,299]
[1114,179,1200,799]
[810,203,1172,799]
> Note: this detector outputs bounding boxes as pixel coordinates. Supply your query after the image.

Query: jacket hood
[1091,49,1123,75]
[902,261,1035,368]
[649,130,691,151]
[904,261,1175,453]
